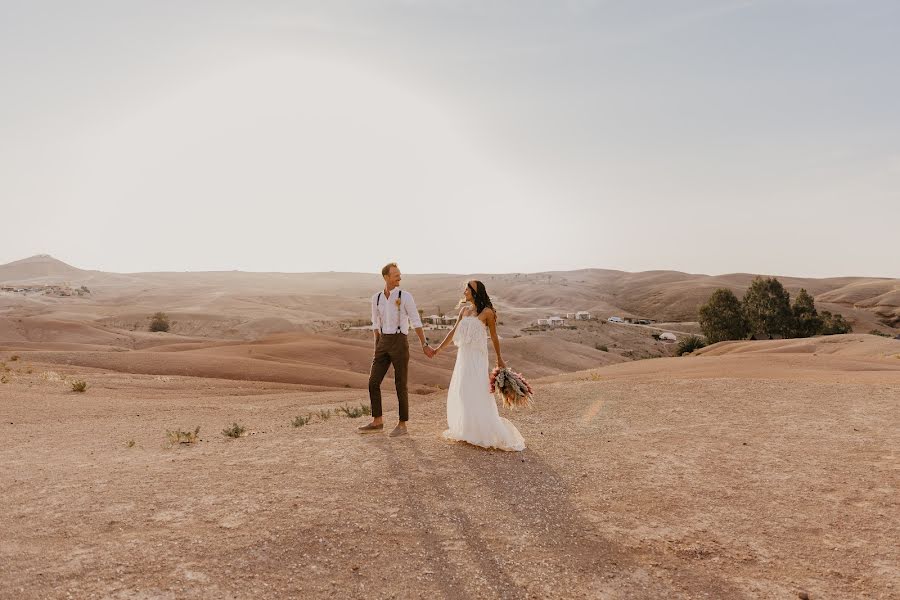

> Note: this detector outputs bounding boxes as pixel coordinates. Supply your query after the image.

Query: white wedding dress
[442,316,526,451]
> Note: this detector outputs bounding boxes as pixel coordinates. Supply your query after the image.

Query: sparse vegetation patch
[292,414,312,427]
[222,422,246,438]
[167,426,200,444]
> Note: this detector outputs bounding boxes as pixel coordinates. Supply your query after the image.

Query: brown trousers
[368,333,410,421]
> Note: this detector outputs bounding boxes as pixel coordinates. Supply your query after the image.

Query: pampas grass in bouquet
[489,366,534,408]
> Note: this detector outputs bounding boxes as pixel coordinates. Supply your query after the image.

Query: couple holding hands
[357,262,525,452]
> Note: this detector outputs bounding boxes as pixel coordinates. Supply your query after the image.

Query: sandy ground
[2,336,898,599]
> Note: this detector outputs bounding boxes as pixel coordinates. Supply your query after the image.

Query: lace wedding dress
[442,316,526,451]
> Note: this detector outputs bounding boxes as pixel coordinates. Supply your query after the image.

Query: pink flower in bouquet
[489,366,534,408]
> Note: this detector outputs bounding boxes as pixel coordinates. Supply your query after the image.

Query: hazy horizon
[2,1,898,278]
[3,252,898,281]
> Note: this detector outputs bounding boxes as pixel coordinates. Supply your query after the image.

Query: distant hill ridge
[1,255,897,329]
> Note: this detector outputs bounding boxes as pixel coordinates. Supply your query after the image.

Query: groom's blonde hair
[381,262,398,277]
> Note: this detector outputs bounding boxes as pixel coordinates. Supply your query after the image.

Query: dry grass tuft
[70,380,88,393]
[167,426,200,445]
[222,422,246,438]
[292,414,312,427]
[338,404,372,418]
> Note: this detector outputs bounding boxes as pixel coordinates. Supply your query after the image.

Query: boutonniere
[395,298,401,307]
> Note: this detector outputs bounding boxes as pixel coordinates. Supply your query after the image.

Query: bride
[429,280,525,451]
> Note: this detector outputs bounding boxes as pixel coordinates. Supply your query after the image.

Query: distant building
[548,316,565,327]
[575,311,591,320]
[537,318,550,326]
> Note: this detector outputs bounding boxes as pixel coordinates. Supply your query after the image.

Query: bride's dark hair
[466,280,495,316]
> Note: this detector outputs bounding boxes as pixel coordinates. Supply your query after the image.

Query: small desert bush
[222,422,246,438]
[317,409,332,421]
[676,335,707,356]
[70,379,88,392]
[9,355,19,361]
[149,312,170,333]
[0,374,9,384]
[595,344,608,352]
[869,329,891,337]
[126,439,136,448]
[292,414,312,427]
[338,404,371,418]
[167,426,200,444]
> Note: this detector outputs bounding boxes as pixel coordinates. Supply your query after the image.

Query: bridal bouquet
[489,367,534,408]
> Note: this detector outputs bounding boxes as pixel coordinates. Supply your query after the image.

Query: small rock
[798,591,810,600]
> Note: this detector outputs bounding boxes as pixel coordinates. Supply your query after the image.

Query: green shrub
[869,329,890,337]
[222,423,246,438]
[676,335,707,356]
[149,312,170,333]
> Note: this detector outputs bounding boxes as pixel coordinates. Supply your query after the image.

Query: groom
[357,262,433,437]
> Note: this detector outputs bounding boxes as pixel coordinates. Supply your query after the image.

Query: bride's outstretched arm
[433,308,466,355]
[486,309,506,368]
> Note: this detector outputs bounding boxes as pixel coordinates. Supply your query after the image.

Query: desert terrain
[1,255,899,598]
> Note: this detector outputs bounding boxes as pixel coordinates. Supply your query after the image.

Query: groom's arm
[371,294,381,348]
[404,293,430,354]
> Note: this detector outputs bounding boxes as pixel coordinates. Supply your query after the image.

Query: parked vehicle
[607,316,625,323]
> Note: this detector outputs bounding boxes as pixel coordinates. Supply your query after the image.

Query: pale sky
[1,1,898,277]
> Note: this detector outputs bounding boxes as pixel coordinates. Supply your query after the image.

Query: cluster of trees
[699,277,851,344]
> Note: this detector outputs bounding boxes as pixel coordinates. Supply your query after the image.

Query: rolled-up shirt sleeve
[405,292,423,329]
[371,293,380,331]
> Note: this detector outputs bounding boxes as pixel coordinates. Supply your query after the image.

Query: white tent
[659,332,677,342]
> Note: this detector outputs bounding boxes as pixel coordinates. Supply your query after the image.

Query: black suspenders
[376,289,402,333]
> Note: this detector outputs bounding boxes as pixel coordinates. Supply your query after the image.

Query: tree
[791,288,822,338]
[742,277,794,338]
[149,312,170,332]
[698,288,749,343]
[819,310,852,335]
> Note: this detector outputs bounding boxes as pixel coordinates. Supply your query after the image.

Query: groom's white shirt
[371,288,423,335]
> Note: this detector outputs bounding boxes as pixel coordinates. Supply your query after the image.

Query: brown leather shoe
[357,422,384,434]
[388,425,408,438]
